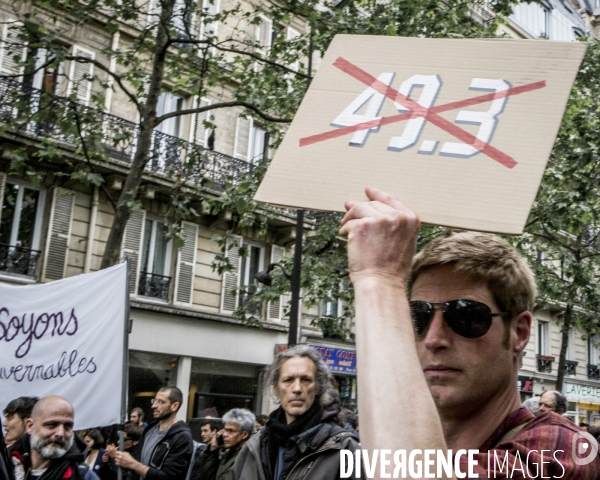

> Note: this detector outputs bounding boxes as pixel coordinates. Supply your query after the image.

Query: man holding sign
[341,187,600,478]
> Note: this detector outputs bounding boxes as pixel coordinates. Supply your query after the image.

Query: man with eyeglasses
[214,409,254,480]
[341,187,600,478]
[114,386,193,480]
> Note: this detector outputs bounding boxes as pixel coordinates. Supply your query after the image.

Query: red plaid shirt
[458,407,600,479]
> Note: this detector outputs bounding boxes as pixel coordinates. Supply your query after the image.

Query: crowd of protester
[0,346,361,480]
[2,350,600,480]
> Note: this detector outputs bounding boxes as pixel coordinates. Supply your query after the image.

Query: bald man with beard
[10,396,99,480]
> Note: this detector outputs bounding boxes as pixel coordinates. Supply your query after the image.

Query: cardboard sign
[254,36,586,234]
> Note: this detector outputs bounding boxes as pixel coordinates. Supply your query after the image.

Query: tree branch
[166,37,311,79]
[156,100,292,125]
[70,104,118,210]
[64,55,141,112]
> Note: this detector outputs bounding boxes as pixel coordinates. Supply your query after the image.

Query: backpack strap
[495,423,527,445]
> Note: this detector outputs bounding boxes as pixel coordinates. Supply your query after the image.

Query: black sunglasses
[409,299,510,339]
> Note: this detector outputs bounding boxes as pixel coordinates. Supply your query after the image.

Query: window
[239,243,265,310]
[323,299,342,318]
[541,2,552,38]
[31,48,63,94]
[565,328,574,360]
[589,335,599,366]
[152,92,186,169]
[256,15,274,55]
[138,218,172,301]
[172,0,196,39]
[249,126,269,163]
[0,179,45,277]
[156,92,185,138]
[537,320,549,355]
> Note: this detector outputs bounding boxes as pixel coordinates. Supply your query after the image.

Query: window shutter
[174,221,198,305]
[0,20,27,76]
[220,234,242,314]
[200,0,220,39]
[66,45,95,106]
[42,188,75,281]
[0,172,6,224]
[267,244,286,321]
[234,116,252,160]
[256,15,272,53]
[190,96,211,146]
[146,0,160,27]
[122,210,146,296]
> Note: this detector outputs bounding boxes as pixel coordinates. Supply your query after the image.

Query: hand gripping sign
[254,36,586,234]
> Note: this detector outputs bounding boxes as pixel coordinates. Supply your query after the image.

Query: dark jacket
[192,446,219,480]
[10,433,99,480]
[215,448,241,480]
[0,428,13,480]
[88,449,116,480]
[134,421,193,480]
[233,421,360,480]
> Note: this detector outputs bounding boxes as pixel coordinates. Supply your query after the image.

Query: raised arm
[340,187,450,478]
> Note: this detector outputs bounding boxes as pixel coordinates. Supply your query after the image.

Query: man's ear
[171,402,180,413]
[241,431,249,441]
[25,417,33,434]
[512,310,531,357]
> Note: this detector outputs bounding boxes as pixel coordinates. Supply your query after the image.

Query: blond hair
[408,230,536,317]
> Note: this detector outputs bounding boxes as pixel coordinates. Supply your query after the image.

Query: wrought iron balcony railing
[138,271,171,301]
[564,359,578,376]
[0,76,252,189]
[0,244,41,277]
[588,364,600,381]
[537,354,555,373]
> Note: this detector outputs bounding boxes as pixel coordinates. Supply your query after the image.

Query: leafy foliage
[513,39,600,389]
[0,0,543,332]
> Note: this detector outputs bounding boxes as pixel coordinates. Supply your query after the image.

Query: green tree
[515,39,600,391]
[0,0,526,329]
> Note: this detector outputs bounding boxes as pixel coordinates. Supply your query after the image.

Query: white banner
[0,263,127,429]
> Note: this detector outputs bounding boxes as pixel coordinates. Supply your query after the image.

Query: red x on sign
[299,57,546,169]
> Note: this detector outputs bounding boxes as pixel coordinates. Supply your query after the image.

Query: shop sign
[518,375,533,393]
[564,382,600,403]
[310,345,357,375]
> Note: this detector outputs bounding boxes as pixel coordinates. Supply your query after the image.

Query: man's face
[538,392,557,414]
[130,412,139,424]
[412,264,529,418]
[26,401,74,459]
[200,424,216,444]
[3,413,27,445]
[222,421,248,450]
[151,391,177,421]
[276,356,317,424]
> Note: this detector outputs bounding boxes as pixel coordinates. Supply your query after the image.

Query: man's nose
[291,378,302,392]
[422,310,453,350]
[53,425,66,438]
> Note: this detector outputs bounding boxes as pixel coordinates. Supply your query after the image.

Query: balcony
[0,77,252,189]
[138,272,171,301]
[0,244,41,277]
[564,359,578,376]
[588,364,600,381]
[537,354,555,373]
